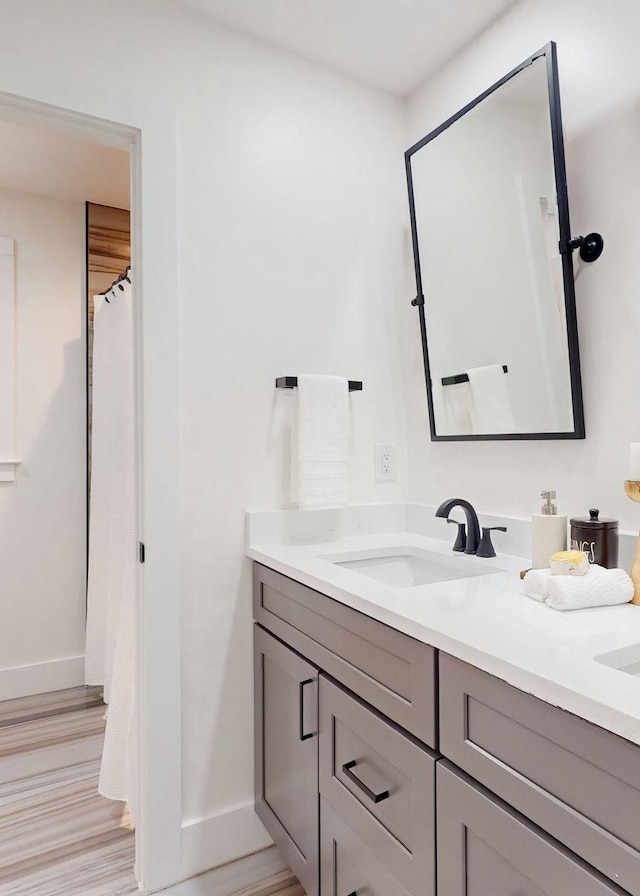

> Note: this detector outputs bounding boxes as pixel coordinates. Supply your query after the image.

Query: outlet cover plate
[374,443,396,482]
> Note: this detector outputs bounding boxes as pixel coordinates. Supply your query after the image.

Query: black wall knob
[579,233,604,262]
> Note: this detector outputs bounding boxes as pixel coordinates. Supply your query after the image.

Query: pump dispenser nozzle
[541,490,558,516]
[532,489,567,567]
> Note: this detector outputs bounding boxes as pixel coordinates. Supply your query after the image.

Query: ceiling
[0,4,518,204]
[177,0,516,96]
[0,119,130,209]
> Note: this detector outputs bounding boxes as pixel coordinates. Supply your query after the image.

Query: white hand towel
[524,564,608,603]
[467,365,515,434]
[523,567,553,602]
[291,374,349,510]
[546,567,633,610]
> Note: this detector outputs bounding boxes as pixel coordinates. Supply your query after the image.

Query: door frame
[0,90,182,893]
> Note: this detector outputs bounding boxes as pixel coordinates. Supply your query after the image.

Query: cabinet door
[321,798,412,896]
[437,761,623,896]
[254,625,319,896]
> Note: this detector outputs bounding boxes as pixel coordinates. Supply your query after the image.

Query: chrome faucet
[435,498,481,555]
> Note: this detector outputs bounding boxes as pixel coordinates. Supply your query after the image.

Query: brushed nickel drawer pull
[342,759,390,804]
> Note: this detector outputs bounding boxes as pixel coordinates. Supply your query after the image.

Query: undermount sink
[594,644,640,679]
[321,546,502,588]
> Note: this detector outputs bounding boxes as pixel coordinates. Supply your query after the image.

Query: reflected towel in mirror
[467,365,515,434]
[442,382,474,435]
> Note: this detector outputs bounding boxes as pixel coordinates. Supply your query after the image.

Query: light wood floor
[233,869,305,896]
[0,686,137,895]
[0,686,304,896]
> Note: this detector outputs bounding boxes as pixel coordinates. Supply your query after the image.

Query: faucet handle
[476,526,507,559]
[447,518,467,553]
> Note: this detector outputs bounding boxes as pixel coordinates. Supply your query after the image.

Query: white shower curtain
[85,275,138,819]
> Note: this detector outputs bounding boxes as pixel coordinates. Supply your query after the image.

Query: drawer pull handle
[342,759,389,804]
[299,678,315,742]
[346,892,357,896]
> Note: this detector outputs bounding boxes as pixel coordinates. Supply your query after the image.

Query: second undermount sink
[594,644,640,679]
[321,546,502,588]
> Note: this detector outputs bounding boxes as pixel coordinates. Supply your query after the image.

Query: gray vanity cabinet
[254,625,320,896]
[253,563,640,896]
[253,562,437,896]
[437,762,623,896]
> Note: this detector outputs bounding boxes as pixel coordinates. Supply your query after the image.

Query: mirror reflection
[406,47,584,440]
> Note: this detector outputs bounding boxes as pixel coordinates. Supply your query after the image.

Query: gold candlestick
[624,480,640,605]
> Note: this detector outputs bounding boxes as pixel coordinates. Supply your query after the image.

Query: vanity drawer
[320,798,412,896]
[253,563,436,746]
[319,676,436,896]
[440,652,640,896]
[437,761,624,896]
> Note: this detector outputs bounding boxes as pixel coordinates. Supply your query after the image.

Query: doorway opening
[0,111,140,893]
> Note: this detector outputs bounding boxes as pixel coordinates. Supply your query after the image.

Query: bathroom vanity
[249,510,640,896]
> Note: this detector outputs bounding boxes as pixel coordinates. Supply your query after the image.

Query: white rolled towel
[546,567,633,610]
[523,568,552,602]
[523,565,633,609]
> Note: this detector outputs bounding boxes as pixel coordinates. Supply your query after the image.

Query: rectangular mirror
[405,42,585,441]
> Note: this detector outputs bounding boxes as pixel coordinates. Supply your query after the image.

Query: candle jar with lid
[570,509,619,568]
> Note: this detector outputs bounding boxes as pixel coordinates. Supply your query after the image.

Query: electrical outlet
[374,443,396,482]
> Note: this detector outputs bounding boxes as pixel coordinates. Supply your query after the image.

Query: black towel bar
[441,366,508,387]
[275,376,363,392]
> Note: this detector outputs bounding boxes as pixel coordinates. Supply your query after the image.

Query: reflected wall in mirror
[405,43,585,441]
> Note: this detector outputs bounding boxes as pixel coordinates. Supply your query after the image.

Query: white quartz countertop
[247,511,640,746]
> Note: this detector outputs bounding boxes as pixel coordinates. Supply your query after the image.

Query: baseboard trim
[0,655,85,701]
[179,802,275,884]
[157,845,287,896]
[155,843,286,896]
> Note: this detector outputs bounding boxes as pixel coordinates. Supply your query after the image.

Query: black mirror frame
[405,41,585,442]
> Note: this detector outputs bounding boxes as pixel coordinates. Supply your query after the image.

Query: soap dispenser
[531,490,567,569]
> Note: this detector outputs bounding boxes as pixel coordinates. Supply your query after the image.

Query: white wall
[405,0,640,531]
[0,0,409,877]
[0,188,86,698]
[178,35,408,825]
